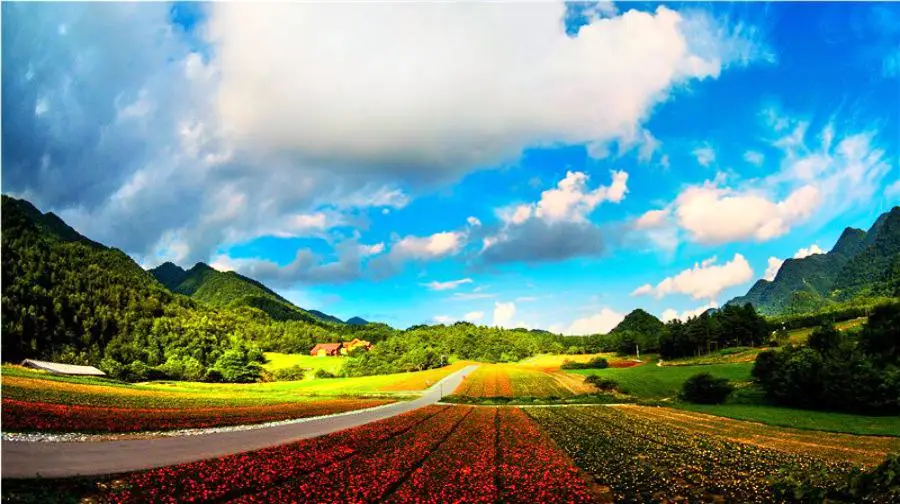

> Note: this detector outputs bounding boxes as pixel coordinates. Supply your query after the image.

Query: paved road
[1,365,478,478]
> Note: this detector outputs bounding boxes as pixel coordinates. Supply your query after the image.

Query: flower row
[1,397,392,433]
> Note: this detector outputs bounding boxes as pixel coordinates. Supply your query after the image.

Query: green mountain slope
[728,207,900,315]
[1,195,350,381]
[610,309,665,336]
[149,262,343,325]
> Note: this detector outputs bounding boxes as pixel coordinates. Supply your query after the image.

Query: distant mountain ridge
[148,262,345,325]
[728,207,900,315]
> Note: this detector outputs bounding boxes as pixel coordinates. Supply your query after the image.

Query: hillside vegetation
[729,207,900,315]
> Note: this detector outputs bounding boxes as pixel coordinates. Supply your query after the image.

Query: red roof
[310,343,343,355]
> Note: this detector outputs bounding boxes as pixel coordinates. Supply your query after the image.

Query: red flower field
[0,397,393,433]
[70,405,598,503]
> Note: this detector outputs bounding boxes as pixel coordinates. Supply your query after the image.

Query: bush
[561,357,609,370]
[679,373,733,404]
[584,375,617,391]
[273,365,306,381]
[315,368,336,379]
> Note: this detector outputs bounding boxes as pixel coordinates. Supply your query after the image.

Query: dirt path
[1,365,479,479]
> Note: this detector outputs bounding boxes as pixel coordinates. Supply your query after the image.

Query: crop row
[526,405,857,503]
[453,365,592,398]
[619,405,900,466]
[453,365,514,397]
[1,397,392,433]
[81,405,596,503]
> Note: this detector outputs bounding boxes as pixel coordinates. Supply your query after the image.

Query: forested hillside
[149,261,342,325]
[728,207,900,315]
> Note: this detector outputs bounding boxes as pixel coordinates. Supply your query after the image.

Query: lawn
[262,352,344,376]
[660,347,765,366]
[566,359,754,400]
[674,403,900,437]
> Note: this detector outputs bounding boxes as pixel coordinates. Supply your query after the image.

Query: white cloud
[553,307,625,335]
[423,278,473,291]
[452,292,497,301]
[433,315,453,324]
[794,244,824,259]
[359,242,386,257]
[674,183,820,244]
[744,150,765,166]
[464,311,484,322]
[493,301,517,328]
[692,144,716,167]
[635,209,669,229]
[392,231,465,260]
[499,170,629,226]
[632,253,753,300]
[481,170,627,263]
[208,3,765,178]
[763,257,784,281]
[660,301,719,322]
[467,216,482,227]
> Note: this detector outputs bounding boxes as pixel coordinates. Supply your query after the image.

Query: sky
[3,1,899,333]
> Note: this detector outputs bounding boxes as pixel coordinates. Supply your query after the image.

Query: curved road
[1,365,478,478]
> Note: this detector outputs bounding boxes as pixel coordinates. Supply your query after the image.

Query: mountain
[149,261,343,325]
[609,309,665,336]
[1,195,357,381]
[346,316,369,326]
[728,207,900,315]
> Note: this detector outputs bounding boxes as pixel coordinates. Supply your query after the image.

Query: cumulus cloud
[632,253,753,300]
[794,244,824,258]
[660,301,719,322]
[207,3,763,178]
[480,170,627,264]
[674,183,820,244]
[763,257,784,281]
[467,216,482,227]
[369,230,467,278]
[422,278,473,291]
[492,302,517,328]
[552,307,625,335]
[2,2,768,283]
[641,108,892,250]
[464,311,484,322]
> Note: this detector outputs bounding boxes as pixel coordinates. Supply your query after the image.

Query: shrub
[315,369,336,379]
[273,365,306,381]
[679,373,733,404]
[584,375,617,391]
[561,357,609,370]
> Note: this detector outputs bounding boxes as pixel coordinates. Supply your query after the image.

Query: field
[262,352,344,376]
[786,316,868,344]
[568,360,754,399]
[451,363,595,398]
[0,362,471,433]
[4,405,597,503]
[7,403,898,503]
[675,403,900,437]
[660,347,765,366]
[528,405,899,503]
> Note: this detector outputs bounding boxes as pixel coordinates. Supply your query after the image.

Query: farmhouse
[21,359,106,376]
[310,343,344,357]
[310,339,373,357]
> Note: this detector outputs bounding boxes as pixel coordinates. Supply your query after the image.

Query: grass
[660,347,765,366]
[566,358,754,400]
[0,362,472,408]
[262,352,344,376]
[515,353,619,370]
[786,316,868,344]
[674,403,900,437]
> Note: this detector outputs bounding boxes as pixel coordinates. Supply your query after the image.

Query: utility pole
[636,344,640,361]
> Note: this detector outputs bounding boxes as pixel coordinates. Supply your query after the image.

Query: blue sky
[3,2,898,332]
